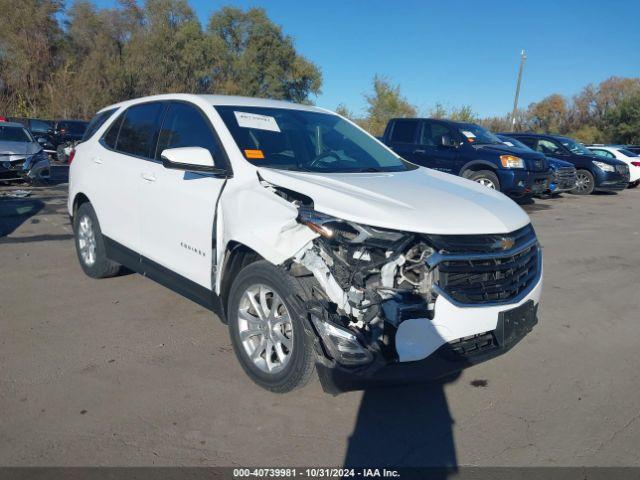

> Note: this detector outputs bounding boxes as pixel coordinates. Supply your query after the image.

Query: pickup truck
[68,94,542,392]
[381,118,550,197]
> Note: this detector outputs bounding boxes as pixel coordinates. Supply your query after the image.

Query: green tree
[428,103,447,119]
[449,105,477,123]
[604,92,640,144]
[0,0,64,116]
[207,7,321,102]
[363,75,416,136]
[527,94,568,133]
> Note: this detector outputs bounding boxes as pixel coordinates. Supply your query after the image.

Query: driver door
[413,120,459,174]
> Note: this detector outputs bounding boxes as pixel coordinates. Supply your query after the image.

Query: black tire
[227,261,316,393]
[628,180,639,189]
[467,170,501,191]
[73,203,121,278]
[571,169,595,195]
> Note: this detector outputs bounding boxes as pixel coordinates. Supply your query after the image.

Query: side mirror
[439,135,457,147]
[161,147,226,174]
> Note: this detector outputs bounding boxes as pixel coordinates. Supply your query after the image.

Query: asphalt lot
[1,171,639,468]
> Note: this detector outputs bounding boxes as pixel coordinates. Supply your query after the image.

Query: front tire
[73,203,121,278]
[227,261,316,393]
[468,170,501,191]
[571,169,595,195]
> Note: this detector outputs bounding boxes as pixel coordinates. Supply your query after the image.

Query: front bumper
[594,169,630,191]
[500,169,550,197]
[317,269,543,393]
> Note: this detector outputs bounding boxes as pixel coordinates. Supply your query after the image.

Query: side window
[420,122,455,146]
[156,102,224,163]
[591,149,614,158]
[82,108,117,142]
[116,102,165,158]
[31,119,51,133]
[389,120,418,143]
[102,112,124,149]
[516,136,537,148]
[537,139,562,155]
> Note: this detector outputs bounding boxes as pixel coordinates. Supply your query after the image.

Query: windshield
[0,126,33,143]
[558,137,592,155]
[456,123,502,145]
[497,135,534,151]
[215,106,415,173]
[619,148,638,157]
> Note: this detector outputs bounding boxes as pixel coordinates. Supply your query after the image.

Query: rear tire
[571,169,595,195]
[227,261,316,393]
[467,170,501,191]
[73,203,121,278]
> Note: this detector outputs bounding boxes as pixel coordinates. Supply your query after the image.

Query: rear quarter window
[82,108,117,142]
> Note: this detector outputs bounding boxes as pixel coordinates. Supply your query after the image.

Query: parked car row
[380,118,633,198]
[6,116,88,163]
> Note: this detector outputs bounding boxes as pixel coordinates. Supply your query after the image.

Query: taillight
[632,161,640,167]
[68,149,76,164]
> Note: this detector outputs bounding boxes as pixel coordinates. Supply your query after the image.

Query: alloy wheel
[476,178,496,189]
[237,284,294,374]
[574,172,592,193]
[77,215,97,266]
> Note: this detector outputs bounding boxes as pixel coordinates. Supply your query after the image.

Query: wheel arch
[71,192,92,221]
[217,241,264,323]
[459,160,499,178]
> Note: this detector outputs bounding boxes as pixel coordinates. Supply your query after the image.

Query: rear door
[384,119,421,164]
[138,101,229,289]
[413,120,460,173]
[93,101,166,253]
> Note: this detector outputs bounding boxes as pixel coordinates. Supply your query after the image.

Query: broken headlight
[297,206,404,244]
[311,316,373,365]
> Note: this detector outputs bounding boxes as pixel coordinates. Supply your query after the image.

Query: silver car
[0,121,50,183]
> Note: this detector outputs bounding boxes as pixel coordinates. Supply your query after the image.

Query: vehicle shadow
[0,198,44,237]
[342,376,459,476]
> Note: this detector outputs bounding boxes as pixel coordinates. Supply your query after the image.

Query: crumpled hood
[0,141,41,157]
[259,166,531,235]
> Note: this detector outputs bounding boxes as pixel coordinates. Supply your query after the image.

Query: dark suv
[500,133,629,195]
[382,119,550,198]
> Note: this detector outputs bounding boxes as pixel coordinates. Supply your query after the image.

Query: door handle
[141,172,156,182]
[413,149,427,154]
[93,157,103,165]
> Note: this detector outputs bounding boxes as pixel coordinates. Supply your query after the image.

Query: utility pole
[510,49,527,131]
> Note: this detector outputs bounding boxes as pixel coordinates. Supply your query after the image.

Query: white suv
[68,94,543,392]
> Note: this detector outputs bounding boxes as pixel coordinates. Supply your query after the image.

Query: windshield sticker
[244,149,265,159]
[234,111,281,132]
[461,130,476,139]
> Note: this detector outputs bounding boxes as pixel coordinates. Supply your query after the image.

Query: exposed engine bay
[270,183,441,368]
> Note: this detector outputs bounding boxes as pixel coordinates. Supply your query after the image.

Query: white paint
[257,167,531,235]
[160,147,215,168]
[234,111,280,132]
[395,268,543,362]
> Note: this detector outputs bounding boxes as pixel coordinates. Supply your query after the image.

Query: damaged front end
[287,202,441,374]
[262,180,542,388]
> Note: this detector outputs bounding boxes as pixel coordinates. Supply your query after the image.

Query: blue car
[496,134,576,195]
[499,133,629,195]
[382,119,550,198]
